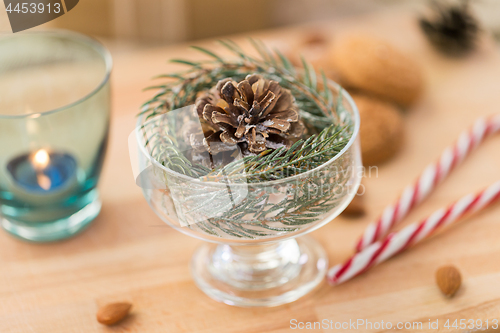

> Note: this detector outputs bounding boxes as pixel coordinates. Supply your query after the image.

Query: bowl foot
[190,235,327,307]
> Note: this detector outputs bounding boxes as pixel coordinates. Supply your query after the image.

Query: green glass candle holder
[0,30,112,242]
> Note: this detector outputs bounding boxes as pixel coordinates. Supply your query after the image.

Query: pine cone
[419,0,479,56]
[189,74,304,156]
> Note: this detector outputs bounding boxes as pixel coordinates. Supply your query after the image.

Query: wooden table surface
[3,8,500,333]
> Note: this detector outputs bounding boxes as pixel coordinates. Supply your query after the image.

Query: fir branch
[140,39,352,181]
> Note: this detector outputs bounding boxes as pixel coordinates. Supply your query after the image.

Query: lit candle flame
[33,149,50,169]
[33,149,51,190]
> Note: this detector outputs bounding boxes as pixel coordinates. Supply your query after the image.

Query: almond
[96,302,132,325]
[436,265,462,297]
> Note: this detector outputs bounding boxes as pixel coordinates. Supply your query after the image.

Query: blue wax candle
[6,149,77,193]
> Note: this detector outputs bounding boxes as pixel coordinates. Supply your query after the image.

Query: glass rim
[0,29,113,120]
[136,80,360,187]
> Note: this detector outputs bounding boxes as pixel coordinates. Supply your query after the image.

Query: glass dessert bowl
[131,78,361,307]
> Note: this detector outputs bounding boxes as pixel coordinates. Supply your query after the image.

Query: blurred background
[1,0,500,43]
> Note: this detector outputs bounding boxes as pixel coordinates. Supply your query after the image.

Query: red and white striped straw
[356,115,500,252]
[328,115,500,286]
